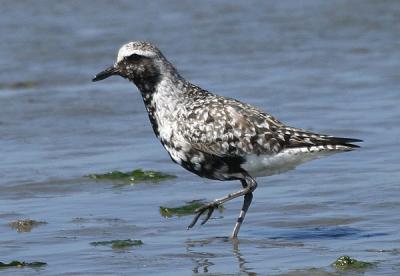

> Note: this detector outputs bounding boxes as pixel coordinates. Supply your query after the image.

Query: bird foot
[187,201,220,229]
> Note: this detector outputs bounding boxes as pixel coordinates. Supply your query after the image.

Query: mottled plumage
[93,41,362,238]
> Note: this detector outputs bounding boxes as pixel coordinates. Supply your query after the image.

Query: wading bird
[93,42,361,238]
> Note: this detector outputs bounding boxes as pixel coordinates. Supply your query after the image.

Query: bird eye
[126,54,141,62]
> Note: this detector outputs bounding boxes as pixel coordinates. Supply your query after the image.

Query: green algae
[90,239,143,249]
[332,255,374,270]
[9,219,48,232]
[87,169,176,183]
[283,256,375,275]
[160,200,224,218]
[0,261,46,269]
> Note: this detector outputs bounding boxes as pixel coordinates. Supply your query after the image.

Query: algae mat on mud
[0,261,46,269]
[87,169,176,183]
[8,219,47,232]
[332,255,375,271]
[90,239,143,249]
[160,200,224,218]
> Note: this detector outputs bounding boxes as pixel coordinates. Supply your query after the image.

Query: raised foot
[187,201,220,229]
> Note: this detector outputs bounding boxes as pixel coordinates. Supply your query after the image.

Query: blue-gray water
[1,1,399,275]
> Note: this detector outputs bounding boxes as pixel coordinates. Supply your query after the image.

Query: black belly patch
[178,151,245,180]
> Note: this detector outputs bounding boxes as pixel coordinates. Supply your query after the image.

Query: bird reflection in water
[185,237,257,275]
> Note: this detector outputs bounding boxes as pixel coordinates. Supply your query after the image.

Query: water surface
[1,0,399,275]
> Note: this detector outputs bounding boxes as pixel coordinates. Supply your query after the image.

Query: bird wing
[178,93,362,157]
[178,95,287,157]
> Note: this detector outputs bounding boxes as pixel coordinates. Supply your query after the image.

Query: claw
[187,211,203,229]
[187,201,219,229]
[201,207,214,225]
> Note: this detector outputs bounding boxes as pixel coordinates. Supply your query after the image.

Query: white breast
[152,79,185,142]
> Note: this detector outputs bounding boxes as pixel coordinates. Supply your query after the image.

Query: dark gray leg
[231,177,256,238]
[231,192,252,237]
[187,174,257,238]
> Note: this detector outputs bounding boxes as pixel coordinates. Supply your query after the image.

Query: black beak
[92,65,119,82]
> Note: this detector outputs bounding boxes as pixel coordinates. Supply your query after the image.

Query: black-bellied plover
[93,41,362,238]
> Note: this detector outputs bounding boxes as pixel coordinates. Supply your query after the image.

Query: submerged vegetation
[90,239,143,249]
[332,255,374,270]
[0,261,46,269]
[87,169,176,183]
[160,200,224,218]
[9,219,47,232]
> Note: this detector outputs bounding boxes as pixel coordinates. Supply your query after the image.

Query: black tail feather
[280,127,363,149]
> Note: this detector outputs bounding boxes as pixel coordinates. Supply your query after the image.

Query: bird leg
[187,175,257,238]
[231,189,253,238]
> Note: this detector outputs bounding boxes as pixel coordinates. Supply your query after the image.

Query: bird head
[92,41,165,86]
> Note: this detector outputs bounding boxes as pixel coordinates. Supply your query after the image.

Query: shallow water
[1,0,400,275]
